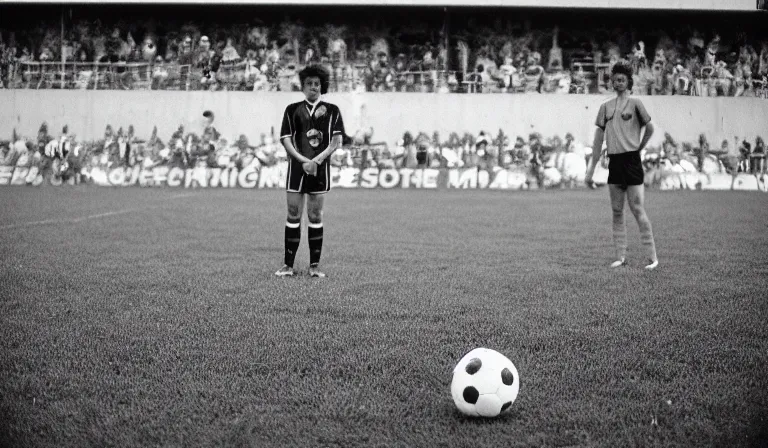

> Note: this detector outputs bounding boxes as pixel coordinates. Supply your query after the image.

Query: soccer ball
[451,347,520,417]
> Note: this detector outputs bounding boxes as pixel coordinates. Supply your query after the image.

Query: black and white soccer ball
[451,347,520,417]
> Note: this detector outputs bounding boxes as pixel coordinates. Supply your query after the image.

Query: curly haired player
[586,61,659,270]
[275,65,345,278]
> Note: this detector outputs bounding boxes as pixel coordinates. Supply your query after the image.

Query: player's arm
[280,136,312,164]
[638,122,654,151]
[585,127,604,185]
[636,99,654,151]
[590,128,604,166]
[279,106,313,165]
[312,108,346,164]
[586,104,607,184]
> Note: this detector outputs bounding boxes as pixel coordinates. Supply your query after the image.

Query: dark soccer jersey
[280,100,345,159]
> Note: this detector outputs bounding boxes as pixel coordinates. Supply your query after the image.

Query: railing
[2,61,192,90]
[3,61,767,97]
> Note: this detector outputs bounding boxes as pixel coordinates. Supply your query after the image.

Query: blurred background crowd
[1,118,764,187]
[0,4,767,96]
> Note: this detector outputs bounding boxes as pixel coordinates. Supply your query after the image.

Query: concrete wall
[1,90,766,148]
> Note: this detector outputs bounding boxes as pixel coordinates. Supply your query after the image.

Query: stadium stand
[1,5,767,96]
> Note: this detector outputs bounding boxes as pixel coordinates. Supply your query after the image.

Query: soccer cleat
[275,265,295,277]
[308,264,326,278]
[610,258,627,268]
[644,260,659,270]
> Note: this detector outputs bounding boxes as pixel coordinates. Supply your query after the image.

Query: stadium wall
[1,91,766,149]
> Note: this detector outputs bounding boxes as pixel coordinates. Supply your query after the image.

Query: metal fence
[2,61,766,98]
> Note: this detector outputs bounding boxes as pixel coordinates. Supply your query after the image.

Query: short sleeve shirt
[595,97,651,155]
[280,100,345,160]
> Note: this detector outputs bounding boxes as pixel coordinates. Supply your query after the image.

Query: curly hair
[298,64,330,94]
[611,60,634,91]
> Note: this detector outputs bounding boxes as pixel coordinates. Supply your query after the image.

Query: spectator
[178,34,195,65]
[376,145,396,170]
[141,33,158,62]
[498,57,517,92]
[201,110,219,141]
[401,132,418,168]
[0,141,18,166]
[693,133,710,172]
[751,136,765,174]
[390,137,406,168]
[330,144,353,168]
[235,141,253,169]
[116,127,131,166]
[373,52,393,92]
[212,138,236,168]
[476,132,497,170]
[510,137,529,166]
[221,38,241,64]
[195,35,213,69]
[738,139,752,172]
[661,132,680,164]
[152,55,169,89]
[528,132,544,168]
[277,63,300,92]
[414,132,431,168]
[711,138,737,174]
[254,134,278,166]
[103,27,123,63]
[440,141,463,168]
[15,140,40,168]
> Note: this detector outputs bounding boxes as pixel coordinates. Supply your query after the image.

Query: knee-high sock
[637,214,657,262]
[284,219,301,267]
[612,210,628,261]
[308,222,323,266]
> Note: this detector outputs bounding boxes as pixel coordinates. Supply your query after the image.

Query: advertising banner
[1,163,766,192]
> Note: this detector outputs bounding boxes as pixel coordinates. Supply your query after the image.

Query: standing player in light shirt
[275,65,345,278]
[585,61,659,270]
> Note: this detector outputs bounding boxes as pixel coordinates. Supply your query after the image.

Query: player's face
[612,74,629,93]
[303,76,322,102]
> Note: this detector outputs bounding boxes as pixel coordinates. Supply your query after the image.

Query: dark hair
[611,61,634,91]
[298,64,330,94]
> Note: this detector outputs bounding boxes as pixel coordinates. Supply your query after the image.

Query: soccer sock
[308,222,323,266]
[284,219,301,268]
[637,215,657,262]
[612,210,628,261]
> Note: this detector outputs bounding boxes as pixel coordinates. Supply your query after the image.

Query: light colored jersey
[595,97,651,155]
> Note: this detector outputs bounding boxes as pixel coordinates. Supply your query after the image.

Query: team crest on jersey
[306,129,323,148]
[314,105,327,118]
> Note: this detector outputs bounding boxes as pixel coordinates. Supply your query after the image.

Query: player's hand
[584,168,594,188]
[302,161,318,176]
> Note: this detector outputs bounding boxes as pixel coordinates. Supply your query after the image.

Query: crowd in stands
[1,116,765,187]
[1,10,767,96]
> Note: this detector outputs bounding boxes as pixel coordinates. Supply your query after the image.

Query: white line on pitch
[0,192,197,230]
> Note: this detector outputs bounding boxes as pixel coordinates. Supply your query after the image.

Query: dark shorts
[286,158,331,194]
[607,151,644,190]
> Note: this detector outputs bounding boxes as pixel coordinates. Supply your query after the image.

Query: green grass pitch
[1,187,767,447]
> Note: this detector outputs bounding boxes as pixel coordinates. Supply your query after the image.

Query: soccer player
[275,65,345,278]
[585,61,659,270]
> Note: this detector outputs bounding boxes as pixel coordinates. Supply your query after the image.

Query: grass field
[1,186,767,448]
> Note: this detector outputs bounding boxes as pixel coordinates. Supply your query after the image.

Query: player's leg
[626,184,658,270]
[276,191,305,276]
[305,193,326,278]
[608,184,628,268]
